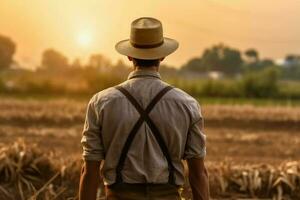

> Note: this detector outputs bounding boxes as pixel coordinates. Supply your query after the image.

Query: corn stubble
[0,141,80,200]
[0,142,299,200]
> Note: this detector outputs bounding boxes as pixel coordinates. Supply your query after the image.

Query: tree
[260,59,274,67]
[110,59,130,76]
[282,54,300,80]
[201,47,220,71]
[88,54,111,71]
[243,50,275,72]
[221,46,243,74]
[201,44,243,75]
[285,54,300,66]
[285,55,298,62]
[41,49,69,70]
[181,58,206,72]
[0,35,16,70]
[180,44,243,75]
[71,58,82,69]
[245,49,259,63]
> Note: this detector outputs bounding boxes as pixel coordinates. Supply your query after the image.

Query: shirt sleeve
[81,96,105,161]
[183,102,206,160]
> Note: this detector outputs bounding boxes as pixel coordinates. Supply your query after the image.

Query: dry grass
[0,99,84,127]
[0,141,299,200]
[203,105,300,130]
[1,98,300,128]
[203,104,300,122]
[207,161,300,200]
[0,140,80,200]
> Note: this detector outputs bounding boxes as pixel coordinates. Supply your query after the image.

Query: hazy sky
[0,0,300,68]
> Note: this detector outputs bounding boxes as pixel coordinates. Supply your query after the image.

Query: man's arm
[80,96,105,200]
[79,160,101,200]
[187,158,209,200]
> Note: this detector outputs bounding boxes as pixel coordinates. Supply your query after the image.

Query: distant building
[208,71,224,80]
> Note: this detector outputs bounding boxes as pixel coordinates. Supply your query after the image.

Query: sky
[0,0,300,69]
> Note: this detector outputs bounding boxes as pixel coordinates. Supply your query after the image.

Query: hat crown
[115,17,178,60]
[130,17,164,48]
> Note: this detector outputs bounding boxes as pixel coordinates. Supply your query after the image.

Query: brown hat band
[131,40,164,49]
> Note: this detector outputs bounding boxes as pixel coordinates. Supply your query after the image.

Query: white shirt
[81,70,206,185]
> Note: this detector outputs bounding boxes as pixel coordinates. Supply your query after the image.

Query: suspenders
[114,85,176,185]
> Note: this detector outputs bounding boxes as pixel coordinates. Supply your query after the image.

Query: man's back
[81,70,206,186]
[79,17,209,200]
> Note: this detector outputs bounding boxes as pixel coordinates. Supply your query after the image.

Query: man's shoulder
[88,86,122,108]
[167,85,200,107]
[166,85,202,121]
[88,82,201,110]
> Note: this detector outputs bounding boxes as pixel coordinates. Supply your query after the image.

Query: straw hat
[115,17,179,60]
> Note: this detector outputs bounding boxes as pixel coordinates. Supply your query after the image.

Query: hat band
[131,40,164,49]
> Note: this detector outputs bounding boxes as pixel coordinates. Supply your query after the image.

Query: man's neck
[134,66,159,72]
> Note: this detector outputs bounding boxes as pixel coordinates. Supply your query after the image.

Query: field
[0,98,300,200]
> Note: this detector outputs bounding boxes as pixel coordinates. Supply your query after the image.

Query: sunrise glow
[76,31,93,47]
[0,0,299,68]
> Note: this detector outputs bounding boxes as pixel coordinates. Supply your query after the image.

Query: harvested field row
[207,128,300,164]
[1,126,299,164]
[1,99,300,130]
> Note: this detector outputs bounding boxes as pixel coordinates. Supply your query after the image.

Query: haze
[0,0,299,68]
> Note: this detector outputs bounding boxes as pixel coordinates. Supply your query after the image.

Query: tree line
[1,34,300,99]
[1,34,300,80]
[181,44,300,80]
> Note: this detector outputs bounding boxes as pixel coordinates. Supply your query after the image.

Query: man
[79,17,209,200]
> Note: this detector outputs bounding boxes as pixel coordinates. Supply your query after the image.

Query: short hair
[132,58,160,67]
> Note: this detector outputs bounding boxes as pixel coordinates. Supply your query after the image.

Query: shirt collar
[127,69,161,80]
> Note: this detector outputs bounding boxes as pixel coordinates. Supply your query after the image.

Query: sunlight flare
[76,31,93,47]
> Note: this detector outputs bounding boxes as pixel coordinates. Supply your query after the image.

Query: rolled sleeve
[183,102,206,160]
[81,97,105,161]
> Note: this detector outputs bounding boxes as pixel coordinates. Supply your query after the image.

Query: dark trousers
[105,183,182,200]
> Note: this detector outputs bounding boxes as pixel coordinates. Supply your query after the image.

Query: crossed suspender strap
[114,85,176,185]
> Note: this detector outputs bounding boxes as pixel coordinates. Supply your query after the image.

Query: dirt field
[1,98,299,163]
[0,98,300,199]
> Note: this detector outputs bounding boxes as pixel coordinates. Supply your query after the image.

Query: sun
[76,31,93,47]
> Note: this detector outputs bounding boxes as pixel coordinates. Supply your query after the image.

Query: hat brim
[115,37,179,60]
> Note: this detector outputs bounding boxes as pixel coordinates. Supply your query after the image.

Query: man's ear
[127,56,133,61]
[160,57,165,61]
